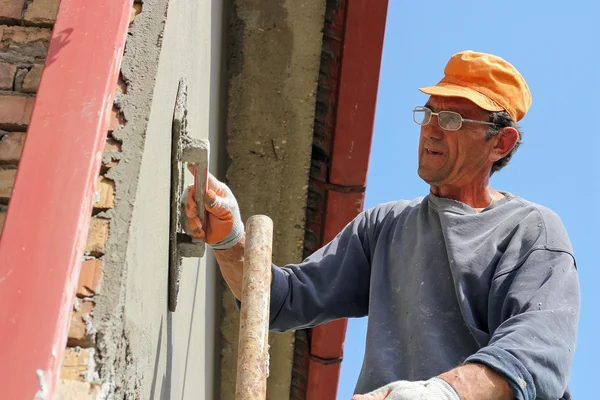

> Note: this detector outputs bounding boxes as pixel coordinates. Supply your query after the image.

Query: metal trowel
[168,78,209,312]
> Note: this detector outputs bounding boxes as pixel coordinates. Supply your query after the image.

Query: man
[184,51,580,400]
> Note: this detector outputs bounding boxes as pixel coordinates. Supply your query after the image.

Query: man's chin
[418,166,446,186]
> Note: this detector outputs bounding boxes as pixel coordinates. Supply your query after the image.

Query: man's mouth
[425,148,444,156]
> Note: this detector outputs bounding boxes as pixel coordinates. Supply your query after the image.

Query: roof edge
[293,0,389,398]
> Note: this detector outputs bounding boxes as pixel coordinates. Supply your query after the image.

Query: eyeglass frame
[412,106,499,131]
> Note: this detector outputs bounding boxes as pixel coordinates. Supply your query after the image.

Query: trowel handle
[181,138,210,250]
[193,163,208,239]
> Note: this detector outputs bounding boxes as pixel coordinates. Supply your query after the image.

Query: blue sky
[337,1,599,398]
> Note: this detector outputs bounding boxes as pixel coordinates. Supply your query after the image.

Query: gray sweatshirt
[266,193,580,400]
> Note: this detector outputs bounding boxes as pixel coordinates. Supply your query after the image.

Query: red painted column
[0,0,132,398]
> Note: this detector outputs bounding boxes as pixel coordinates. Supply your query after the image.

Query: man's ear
[490,127,519,162]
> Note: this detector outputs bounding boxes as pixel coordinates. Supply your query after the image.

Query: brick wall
[0,1,139,397]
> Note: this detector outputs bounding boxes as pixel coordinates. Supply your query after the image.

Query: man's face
[417,96,495,186]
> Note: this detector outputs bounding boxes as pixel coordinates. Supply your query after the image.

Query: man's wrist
[429,377,462,400]
[439,363,513,400]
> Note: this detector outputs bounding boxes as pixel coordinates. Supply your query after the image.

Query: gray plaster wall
[220,0,326,399]
[93,0,226,398]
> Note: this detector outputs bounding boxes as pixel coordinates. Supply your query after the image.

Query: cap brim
[419,83,504,112]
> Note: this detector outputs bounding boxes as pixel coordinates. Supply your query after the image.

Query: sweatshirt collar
[427,191,515,214]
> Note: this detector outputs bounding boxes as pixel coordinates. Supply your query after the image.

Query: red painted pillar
[0,0,132,398]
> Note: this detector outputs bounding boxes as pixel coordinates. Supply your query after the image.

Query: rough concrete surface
[91,0,226,398]
[221,0,326,399]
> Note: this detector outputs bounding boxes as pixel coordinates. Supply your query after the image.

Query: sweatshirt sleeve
[265,204,386,332]
[465,248,580,400]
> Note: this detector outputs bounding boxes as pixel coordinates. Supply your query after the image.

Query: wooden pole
[235,215,273,400]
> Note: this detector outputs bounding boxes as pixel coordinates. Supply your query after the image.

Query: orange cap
[419,50,532,122]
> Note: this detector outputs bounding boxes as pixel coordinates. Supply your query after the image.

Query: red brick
[129,3,142,24]
[0,26,52,64]
[61,348,92,381]
[104,136,121,152]
[99,159,119,176]
[23,0,60,27]
[0,169,16,200]
[108,106,125,131]
[0,94,35,131]
[0,62,16,90]
[93,176,114,209]
[13,67,27,91]
[76,259,102,297]
[56,381,103,399]
[0,0,25,25]
[84,218,109,255]
[0,131,25,165]
[115,75,127,95]
[0,210,6,232]
[0,25,51,45]
[22,64,42,93]
[67,300,94,347]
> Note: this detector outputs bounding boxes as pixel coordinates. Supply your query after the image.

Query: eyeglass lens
[413,108,462,131]
[438,111,461,130]
[413,108,431,125]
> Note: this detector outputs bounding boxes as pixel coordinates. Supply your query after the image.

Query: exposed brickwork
[0,168,16,200]
[94,176,115,209]
[130,3,142,24]
[68,300,95,347]
[108,106,126,131]
[0,131,25,165]
[290,330,311,399]
[0,61,16,89]
[61,348,93,381]
[1,0,60,28]
[0,25,51,64]
[85,218,109,256]
[23,0,61,27]
[13,66,27,91]
[0,94,35,131]
[115,75,127,95]
[104,136,122,153]
[76,259,103,297]
[56,381,103,400]
[0,0,24,25]
[22,63,42,92]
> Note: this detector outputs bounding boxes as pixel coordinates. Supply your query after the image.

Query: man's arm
[182,171,247,298]
[213,233,246,299]
[184,171,380,332]
[463,249,580,400]
[213,215,374,332]
[352,364,512,400]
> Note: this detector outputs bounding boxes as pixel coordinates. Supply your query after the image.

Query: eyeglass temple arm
[461,117,497,127]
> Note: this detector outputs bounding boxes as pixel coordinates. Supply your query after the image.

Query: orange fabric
[184,174,234,244]
[419,50,531,122]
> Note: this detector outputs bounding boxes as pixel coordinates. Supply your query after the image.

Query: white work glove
[351,377,461,400]
[181,170,244,250]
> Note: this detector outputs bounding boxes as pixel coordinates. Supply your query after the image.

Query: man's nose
[421,122,444,140]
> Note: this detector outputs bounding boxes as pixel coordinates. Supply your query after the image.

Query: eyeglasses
[412,106,497,131]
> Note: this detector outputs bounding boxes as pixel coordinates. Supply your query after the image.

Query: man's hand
[351,377,461,400]
[181,165,244,250]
